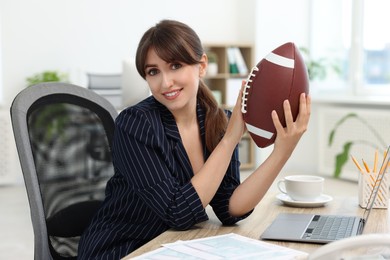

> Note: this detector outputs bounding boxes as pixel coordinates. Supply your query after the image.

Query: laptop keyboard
[303,215,356,240]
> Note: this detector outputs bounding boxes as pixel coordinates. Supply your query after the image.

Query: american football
[241,42,309,148]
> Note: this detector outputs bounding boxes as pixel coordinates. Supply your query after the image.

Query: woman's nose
[161,72,174,88]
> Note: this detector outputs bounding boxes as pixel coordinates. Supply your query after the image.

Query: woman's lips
[163,89,181,99]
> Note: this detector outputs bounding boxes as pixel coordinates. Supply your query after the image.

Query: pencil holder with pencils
[358,172,389,209]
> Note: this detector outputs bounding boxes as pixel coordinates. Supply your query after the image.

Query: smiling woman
[77,20,241,259]
[77,19,311,259]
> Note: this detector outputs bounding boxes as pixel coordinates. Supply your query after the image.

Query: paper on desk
[132,233,307,260]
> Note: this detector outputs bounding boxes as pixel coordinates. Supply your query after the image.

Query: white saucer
[276,193,333,208]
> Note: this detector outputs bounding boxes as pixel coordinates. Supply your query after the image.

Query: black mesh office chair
[10,83,118,259]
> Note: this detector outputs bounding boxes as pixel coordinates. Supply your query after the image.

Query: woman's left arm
[228,93,311,217]
[208,143,253,225]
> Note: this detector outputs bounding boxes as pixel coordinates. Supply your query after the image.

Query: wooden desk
[124,178,389,259]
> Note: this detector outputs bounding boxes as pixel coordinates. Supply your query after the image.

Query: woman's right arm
[190,83,246,207]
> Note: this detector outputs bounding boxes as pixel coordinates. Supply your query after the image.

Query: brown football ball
[241,42,309,148]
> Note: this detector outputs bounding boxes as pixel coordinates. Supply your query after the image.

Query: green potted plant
[26,70,69,141]
[26,70,68,87]
[328,113,387,178]
[206,51,218,76]
[299,47,341,81]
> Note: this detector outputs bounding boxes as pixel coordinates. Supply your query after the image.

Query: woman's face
[144,48,207,114]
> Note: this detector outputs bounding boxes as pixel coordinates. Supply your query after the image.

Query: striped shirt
[78,96,252,259]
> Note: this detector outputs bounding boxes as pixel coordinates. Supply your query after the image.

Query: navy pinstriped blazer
[78,96,252,259]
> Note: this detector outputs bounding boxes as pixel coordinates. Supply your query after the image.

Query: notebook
[261,146,390,244]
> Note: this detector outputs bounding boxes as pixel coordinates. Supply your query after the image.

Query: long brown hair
[135,19,228,151]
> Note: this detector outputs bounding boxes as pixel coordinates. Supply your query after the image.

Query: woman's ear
[199,54,208,77]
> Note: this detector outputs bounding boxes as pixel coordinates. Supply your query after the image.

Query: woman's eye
[171,63,182,70]
[146,68,158,76]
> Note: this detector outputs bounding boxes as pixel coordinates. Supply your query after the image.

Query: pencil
[373,149,378,173]
[351,156,364,174]
[368,173,384,204]
[379,150,389,174]
[362,159,371,173]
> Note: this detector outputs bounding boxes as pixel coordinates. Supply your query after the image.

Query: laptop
[261,146,390,244]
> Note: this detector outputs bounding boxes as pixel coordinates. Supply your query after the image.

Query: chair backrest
[10,82,118,260]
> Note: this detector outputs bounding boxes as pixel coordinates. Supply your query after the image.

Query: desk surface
[124,177,389,259]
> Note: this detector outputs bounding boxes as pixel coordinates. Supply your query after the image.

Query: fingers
[283,99,293,129]
[238,80,247,133]
[271,109,283,133]
[298,93,307,114]
[225,80,247,142]
[234,80,246,109]
[296,93,311,126]
[241,79,246,91]
[272,93,311,133]
[272,99,293,132]
[306,94,311,116]
[271,93,310,156]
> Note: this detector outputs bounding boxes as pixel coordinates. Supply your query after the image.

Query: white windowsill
[311,94,390,107]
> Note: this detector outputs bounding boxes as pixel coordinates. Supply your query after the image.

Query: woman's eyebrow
[144,64,157,69]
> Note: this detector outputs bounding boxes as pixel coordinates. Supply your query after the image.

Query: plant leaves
[328,113,358,146]
[334,141,353,178]
[335,113,358,127]
[26,70,68,87]
[328,130,335,146]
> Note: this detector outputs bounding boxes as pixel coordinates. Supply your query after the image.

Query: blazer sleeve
[112,108,208,230]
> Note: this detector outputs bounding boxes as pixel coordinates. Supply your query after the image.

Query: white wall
[0,0,255,107]
[255,0,310,60]
[254,0,317,175]
[1,0,318,182]
[0,0,257,183]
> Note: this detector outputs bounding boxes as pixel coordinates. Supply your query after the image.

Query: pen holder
[358,172,389,209]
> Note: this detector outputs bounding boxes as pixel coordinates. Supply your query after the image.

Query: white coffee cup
[277,175,324,201]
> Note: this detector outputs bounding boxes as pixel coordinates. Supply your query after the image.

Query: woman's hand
[222,80,247,145]
[271,93,311,158]
[228,92,311,217]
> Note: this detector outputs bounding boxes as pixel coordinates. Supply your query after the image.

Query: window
[361,0,390,92]
[310,0,390,96]
[0,17,2,103]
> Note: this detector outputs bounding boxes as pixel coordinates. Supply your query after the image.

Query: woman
[78,19,311,259]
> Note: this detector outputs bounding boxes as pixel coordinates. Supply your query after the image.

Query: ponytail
[197,81,228,152]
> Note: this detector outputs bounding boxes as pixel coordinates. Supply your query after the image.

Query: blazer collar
[158,100,206,142]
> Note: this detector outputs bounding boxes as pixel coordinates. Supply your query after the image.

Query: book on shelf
[227,47,239,74]
[233,47,249,75]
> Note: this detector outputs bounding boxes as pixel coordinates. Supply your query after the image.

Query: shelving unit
[203,43,255,170]
[203,43,253,107]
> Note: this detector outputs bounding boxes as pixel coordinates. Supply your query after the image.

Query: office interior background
[2,0,390,185]
[0,0,389,258]
[1,0,390,180]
